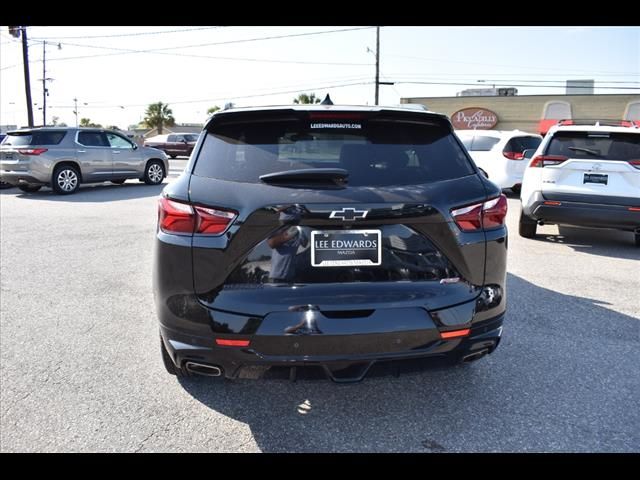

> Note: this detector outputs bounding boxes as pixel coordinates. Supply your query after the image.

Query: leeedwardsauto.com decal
[310,122,362,129]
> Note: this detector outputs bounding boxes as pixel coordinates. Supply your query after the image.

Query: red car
[144,133,199,158]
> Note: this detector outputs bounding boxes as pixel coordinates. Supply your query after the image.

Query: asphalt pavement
[0,174,638,452]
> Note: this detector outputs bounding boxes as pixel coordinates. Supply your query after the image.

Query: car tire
[111,179,126,185]
[160,336,190,377]
[519,210,537,238]
[511,184,521,195]
[18,185,42,193]
[52,164,80,195]
[144,161,165,185]
[0,181,14,190]
[169,154,177,159]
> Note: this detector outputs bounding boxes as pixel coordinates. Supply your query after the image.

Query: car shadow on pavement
[536,226,640,261]
[175,273,639,452]
[1,182,166,202]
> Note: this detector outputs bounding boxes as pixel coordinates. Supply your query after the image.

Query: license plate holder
[311,229,381,267]
[583,173,608,185]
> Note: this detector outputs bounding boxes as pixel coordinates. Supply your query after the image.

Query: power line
[29,26,228,40]
[1,27,375,70]
[395,80,640,90]
[385,53,640,77]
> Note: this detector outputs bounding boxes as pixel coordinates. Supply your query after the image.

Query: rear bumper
[524,192,640,231]
[0,171,47,186]
[160,313,504,382]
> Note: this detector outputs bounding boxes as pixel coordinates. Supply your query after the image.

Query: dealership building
[400,93,640,134]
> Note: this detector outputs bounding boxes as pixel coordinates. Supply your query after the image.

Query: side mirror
[132,143,138,150]
[522,149,536,160]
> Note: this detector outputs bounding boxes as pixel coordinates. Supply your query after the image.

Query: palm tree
[207,106,220,115]
[293,93,320,105]
[80,118,102,128]
[143,102,175,135]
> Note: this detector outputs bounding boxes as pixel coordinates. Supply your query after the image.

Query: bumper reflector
[629,207,640,212]
[544,201,562,206]
[215,339,251,347]
[440,328,471,340]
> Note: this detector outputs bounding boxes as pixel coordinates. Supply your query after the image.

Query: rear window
[193,115,474,186]
[459,135,500,152]
[504,136,541,153]
[546,131,640,161]
[4,130,67,146]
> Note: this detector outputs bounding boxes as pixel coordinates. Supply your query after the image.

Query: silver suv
[0,127,169,194]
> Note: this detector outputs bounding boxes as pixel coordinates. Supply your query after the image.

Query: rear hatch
[187,109,493,317]
[0,129,67,166]
[539,130,640,203]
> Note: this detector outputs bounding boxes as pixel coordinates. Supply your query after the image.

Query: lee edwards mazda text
[153,103,508,382]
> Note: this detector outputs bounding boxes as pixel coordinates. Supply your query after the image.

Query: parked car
[456,130,542,193]
[519,120,640,246]
[155,104,508,381]
[0,127,169,194]
[143,133,199,158]
[0,133,12,189]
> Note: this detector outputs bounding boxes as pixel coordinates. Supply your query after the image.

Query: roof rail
[557,119,638,128]
[395,103,429,111]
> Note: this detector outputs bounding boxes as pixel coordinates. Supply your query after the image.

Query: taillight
[17,148,48,155]
[502,151,524,160]
[529,155,568,168]
[158,197,236,235]
[629,160,640,170]
[158,197,196,234]
[451,194,508,232]
[440,328,471,339]
[194,206,237,235]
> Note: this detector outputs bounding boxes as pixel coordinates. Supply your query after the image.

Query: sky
[1,26,639,130]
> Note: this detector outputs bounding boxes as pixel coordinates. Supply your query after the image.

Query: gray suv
[0,127,169,194]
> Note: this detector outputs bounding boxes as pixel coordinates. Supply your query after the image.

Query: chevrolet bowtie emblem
[329,207,369,221]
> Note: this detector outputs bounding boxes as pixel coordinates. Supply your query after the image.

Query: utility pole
[73,98,78,127]
[42,42,47,126]
[374,26,380,105]
[20,27,34,127]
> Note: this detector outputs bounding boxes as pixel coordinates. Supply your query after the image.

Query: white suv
[519,121,640,246]
[456,130,542,193]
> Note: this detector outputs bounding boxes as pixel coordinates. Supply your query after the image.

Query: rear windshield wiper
[259,168,349,187]
[568,146,600,156]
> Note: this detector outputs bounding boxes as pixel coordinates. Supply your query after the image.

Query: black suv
[154,105,508,382]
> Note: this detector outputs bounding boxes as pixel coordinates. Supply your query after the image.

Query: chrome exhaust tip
[185,362,222,377]
[462,348,490,363]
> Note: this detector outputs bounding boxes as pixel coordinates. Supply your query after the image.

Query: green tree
[107,125,120,131]
[143,102,175,135]
[207,106,221,115]
[80,118,102,128]
[293,93,320,104]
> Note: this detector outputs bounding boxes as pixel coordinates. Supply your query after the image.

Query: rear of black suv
[154,106,508,382]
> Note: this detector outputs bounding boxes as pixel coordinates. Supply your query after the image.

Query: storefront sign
[451,108,498,129]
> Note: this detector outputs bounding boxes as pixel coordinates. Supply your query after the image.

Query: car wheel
[18,185,42,193]
[144,161,165,185]
[518,210,537,238]
[52,165,80,195]
[111,179,126,185]
[160,336,190,377]
[0,181,14,190]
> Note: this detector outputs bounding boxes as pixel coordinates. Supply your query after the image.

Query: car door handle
[112,150,121,154]
[77,149,86,153]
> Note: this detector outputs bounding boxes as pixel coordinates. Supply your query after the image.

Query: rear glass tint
[5,130,67,146]
[459,135,500,152]
[194,116,474,186]
[546,131,640,161]
[504,136,541,153]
